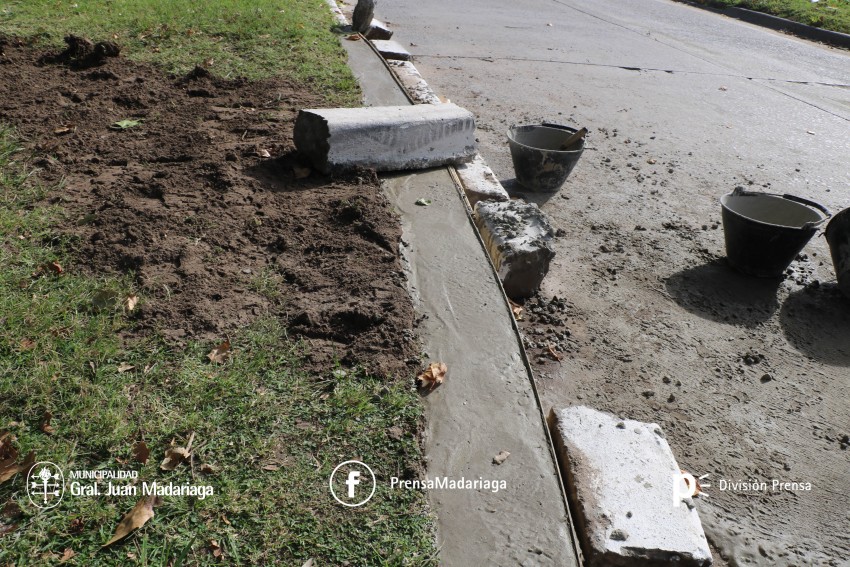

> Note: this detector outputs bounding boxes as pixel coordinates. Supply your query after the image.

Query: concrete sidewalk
[339,31,581,567]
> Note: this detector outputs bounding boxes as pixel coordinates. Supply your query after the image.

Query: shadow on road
[664,260,781,327]
[779,284,850,366]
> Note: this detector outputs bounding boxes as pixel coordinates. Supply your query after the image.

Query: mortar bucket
[720,188,829,278]
[825,207,850,299]
[507,123,584,192]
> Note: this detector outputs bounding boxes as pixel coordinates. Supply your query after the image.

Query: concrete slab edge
[674,0,850,49]
[324,0,349,27]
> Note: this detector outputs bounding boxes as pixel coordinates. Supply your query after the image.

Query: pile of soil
[0,39,418,377]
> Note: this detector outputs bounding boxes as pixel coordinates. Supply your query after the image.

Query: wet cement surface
[365,0,850,565]
[340,31,581,566]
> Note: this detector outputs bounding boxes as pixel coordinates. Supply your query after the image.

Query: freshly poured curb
[676,0,850,49]
[331,2,581,565]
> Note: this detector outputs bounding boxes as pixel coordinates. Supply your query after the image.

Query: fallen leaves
[417,362,447,390]
[117,363,135,374]
[40,411,55,435]
[207,340,231,364]
[493,450,511,465]
[210,539,223,559]
[508,299,523,320]
[0,432,36,485]
[547,345,563,362]
[103,495,160,547]
[123,295,139,312]
[346,34,361,41]
[59,548,76,563]
[258,149,271,158]
[132,441,150,465]
[54,125,76,135]
[160,446,190,471]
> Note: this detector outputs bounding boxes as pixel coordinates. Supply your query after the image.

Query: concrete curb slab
[370,39,412,61]
[455,154,510,207]
[387,60,442,105]
[365,18,393,40]
[294,104,477,173]
[549,406,712,567]
[474,200,556,298]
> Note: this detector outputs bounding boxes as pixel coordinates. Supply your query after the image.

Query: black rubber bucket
[720,189,829,278]
[825,207,850,299]
[507,123,584,192]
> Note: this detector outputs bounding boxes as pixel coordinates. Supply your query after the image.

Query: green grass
[0,0,359,106]
[0,124,435,564]
[697,0,850,35]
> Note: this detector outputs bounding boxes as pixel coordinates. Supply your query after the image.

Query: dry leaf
[210,539,223,558]
[207,340,231,364]
[46,261,64,275]
[493,450,510,465]
[102,495,158,547]
[547,345,563,362]
[346,34,361,41]
[19,339,36,351]
[123,295,139,312]
[302,559,315,567]
[40,412,55,435]
[117,363,135,373]
[258,149,271,158]
[54,125,76,135]
[508,299,523,320]
[200,463,215,474]
[0,450,35,485]
[68,518,85,534]
[417,362,447,390]
[59,548,76,563]
[262,463,280,472]
[293,165,311,179]
[160,447,190,471]
[132,441,150,465]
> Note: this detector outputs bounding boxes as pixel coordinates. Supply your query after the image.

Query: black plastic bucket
[720,189,829,278]
[507,123,584,192]
[825,207,850,299]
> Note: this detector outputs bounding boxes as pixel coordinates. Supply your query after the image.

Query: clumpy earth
[0,38,419,378]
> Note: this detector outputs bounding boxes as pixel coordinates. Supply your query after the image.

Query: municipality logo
[27,462,65,509]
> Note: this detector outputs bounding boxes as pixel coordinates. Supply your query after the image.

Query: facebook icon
[330,460,376,507]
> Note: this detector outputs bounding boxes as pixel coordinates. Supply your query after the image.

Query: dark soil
[0,40,418,378]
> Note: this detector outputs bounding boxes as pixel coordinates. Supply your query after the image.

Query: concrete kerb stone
[548,406,713,567]
[370,39,412,61]
[387,61,441,105]
[324,0,349,27]
[474,200,556,299]
[455,154,509,207]
[294,104,477,174]
[365,18,393,40]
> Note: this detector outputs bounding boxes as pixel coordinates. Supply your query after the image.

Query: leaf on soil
[40,412,55,435]
[92,289,119,311]
[132,442,150,465]
[210,539,223,558]
[293,165,311,179]
[262,463,280,472]
[508,299,523,320]
[46,261,64,275]
[160,446,190,471]
[417,362,447,390]
[207,340,231,364]
[123,295,139,312]
[110,119,144,130]
[493,450,511,465]
[199,463,215,475]
[258,149,271,158]
[415,198,432,206]
[102,495,159,547]
[54,125,76,135]
[0,450,35,485]
[117,363,135,373]
[59,548,76,563]
[547,345,563,362]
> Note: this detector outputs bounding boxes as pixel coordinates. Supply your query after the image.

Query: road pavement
[360,1,850,565]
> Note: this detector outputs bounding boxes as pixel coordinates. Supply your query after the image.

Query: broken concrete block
[370,39,411,61]
[548,406,712,567]
[365,18,393,40]
[387,61,441,105]
[352,0,376,34]
[456,154,509,207]
[474,200,555,298]
[294,104,477,174]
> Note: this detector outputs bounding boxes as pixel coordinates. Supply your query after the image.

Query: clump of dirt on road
[0,39,418,377]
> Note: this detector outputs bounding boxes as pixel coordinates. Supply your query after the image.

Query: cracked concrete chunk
[474,200,555,298]
[548,406,712,567]
[365,18,393,40]
[294,104,477,174]
[456,153,509,207]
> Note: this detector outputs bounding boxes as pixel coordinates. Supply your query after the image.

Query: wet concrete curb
[676,0,850,49]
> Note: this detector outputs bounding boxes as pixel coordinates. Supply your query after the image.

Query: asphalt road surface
[365,0,850,565]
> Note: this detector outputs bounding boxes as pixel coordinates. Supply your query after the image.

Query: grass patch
[696,0,850,35]
[0,0,359,105]
[0,124,435,564]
